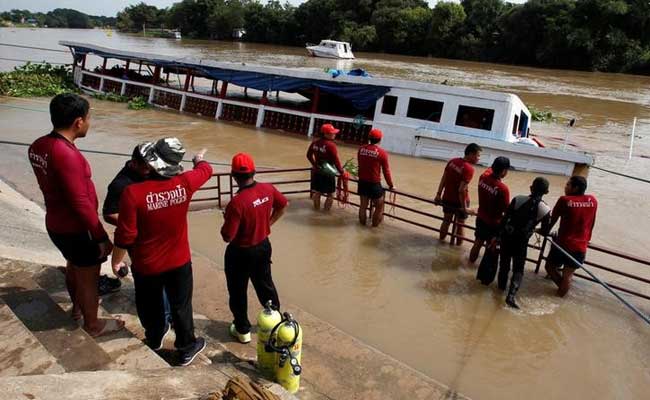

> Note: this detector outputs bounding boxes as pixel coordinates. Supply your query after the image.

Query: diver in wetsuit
[496,177,552,309]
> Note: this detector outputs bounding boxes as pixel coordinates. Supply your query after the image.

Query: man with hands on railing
[357,128,394,227]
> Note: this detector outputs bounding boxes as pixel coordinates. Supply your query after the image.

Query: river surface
[1,28,650,399]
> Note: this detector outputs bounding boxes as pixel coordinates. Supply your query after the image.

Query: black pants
[133,261,196,351]
[498,236,529,288]
[225,238,280,334]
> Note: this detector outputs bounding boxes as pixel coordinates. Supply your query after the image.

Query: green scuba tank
[319,162,339,177]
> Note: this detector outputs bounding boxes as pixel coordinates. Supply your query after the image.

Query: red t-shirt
[221,182,288,247]
[28,132,107,241]
[306,138,343,173]
[553,194,598,253]
[441,157,474,205]
[114,162,213,275]
[357,144,393,187]
[477,168,510,226]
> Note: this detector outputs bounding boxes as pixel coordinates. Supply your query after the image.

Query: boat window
[512,114,519,135]
[455,105,494,131]
[406,97,444,122]
[381,95,398,115]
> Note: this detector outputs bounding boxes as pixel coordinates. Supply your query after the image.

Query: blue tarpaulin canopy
[67,44,389,110]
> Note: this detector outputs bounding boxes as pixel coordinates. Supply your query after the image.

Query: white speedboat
[306,40,355,59]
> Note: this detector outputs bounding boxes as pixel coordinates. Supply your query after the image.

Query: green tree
[427,2,466,58]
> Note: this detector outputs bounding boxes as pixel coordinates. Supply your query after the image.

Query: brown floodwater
[1,29,650,399]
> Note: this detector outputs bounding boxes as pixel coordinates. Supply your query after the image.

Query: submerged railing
[193,167,650,302]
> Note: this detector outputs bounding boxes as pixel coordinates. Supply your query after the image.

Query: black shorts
[357,180,385,200]
[547,246,585,269]
[47,230,107,267]
[311,171,336,194]
[441,200,469,220]
[475,218,498,241]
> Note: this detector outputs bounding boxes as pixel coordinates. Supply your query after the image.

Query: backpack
[502,196,542,239]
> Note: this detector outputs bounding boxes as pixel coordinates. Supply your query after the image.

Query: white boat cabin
[306,40,355,59]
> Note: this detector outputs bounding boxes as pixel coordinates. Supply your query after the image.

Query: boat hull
[306,47,355,59]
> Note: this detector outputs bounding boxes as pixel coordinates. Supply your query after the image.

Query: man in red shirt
[469,156,510,262]
[544,176,597,297]
[434,143,482,245]
[306,123,343,211]
[357,128,394,227]
[221,153,288,343]
[111,138,212,366]
[28,93,123,338]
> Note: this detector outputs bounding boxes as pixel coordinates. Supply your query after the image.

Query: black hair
[369,137,381,145]
[531,177,549,197]
[50,93,89,129]
[569,175,587,195]
[491,156,510,175]
[232,172,255,182]
[465,143,483,156]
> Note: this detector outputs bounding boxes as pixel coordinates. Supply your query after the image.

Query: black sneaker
[98,275,121,296]
[178,337,206,366]
[146,322,172,351]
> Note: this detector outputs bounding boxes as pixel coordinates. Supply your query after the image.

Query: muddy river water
[1,29,650,399]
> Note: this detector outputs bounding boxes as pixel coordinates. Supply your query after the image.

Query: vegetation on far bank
[1,8,114,29]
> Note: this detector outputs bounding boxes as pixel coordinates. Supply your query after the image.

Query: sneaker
[98,275,121,296]
[146,322,171,351]
[178,337,206,366]
[229,323,251,344]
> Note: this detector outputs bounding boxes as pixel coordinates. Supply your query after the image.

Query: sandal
[87,318,125,338]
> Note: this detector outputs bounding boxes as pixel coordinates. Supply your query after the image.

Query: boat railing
[193,167,650,302]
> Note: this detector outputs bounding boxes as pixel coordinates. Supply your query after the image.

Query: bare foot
[86,318,125,338]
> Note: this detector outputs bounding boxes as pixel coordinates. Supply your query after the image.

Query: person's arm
[538,211,552,235]
[330,143,344,174]
[104,213,119,226]
[434,167,447,204]
[544,198,564,235]
[306,143,316,167]
[55,148,108,241]
[270,187,289,226]
[381,150,394,189]
[220,203,241,243]
[102,182,122,226]
[185,149,213,193]
[113,188,138,259]
[458,181,469,213]
[111,246,128,277]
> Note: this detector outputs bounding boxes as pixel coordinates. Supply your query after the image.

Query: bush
[528,105,554,122]
[127,96,149,110]
[0,62,77,97]
[91,92,128,102]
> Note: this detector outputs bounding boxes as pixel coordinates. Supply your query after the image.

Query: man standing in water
[221,153,288,343]
[112,138,211,366]
[306,123,343,211]
[357,128,394,227]
[497,177,551,308]
[28,93,124,337]
[469,157,511,262]
[544,176,597,297]
[434,143,482,245]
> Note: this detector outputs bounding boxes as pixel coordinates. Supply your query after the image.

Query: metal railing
[193,167,650,302]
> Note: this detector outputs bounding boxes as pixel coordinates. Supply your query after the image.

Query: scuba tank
[256,300,282,379]
[266,312,302,394]
[319,161,339,177]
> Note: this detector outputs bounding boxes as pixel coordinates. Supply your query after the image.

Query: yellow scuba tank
[256,300,282,379]
[268,313,302,394]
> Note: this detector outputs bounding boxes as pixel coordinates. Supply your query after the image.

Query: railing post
[535,235,548,274]
[449,214,457,244]
[217,175,222,209]
[229,174,234,202]
[99,77,105,92]
[148,87,155,104]
[120,82,126,96]
[308,116,315,137]
[180,94,187,112]
[256,105,265,128]
[216,101,223,120]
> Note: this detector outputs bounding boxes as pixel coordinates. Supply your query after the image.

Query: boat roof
[59,41,522,106]
[320,40,349,45]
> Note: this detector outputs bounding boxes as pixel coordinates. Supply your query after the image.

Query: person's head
[530,177,549,197]
[231,152,256,185]
[565,175,587,196]
[146,137,185,179]
[491,156,510,179]
[49,93,90,138]
[464,143,482,164]
[129,142,154,178]
[320,123,340,140]
[368,128,382,145]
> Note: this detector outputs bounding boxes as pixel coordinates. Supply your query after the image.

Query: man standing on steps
[306,123,343,211]
[434,143,482,245]
[469,157,511,263]
[221,153,288,344]
[357,128,394,227]
[102,142,172,326]
[112,138,212,366]
[544,176,598,297]
[28,93,124,337]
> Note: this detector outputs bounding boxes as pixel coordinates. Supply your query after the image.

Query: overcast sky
[0,0,448,17]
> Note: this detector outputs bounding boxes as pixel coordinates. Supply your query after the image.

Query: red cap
[231,152,256,174]
[320,123,340,135]
[369,128,383,140]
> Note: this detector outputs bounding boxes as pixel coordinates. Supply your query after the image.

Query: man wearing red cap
[111,138,212,366]
[306,123,344,211]
[221,153,288,343]
[357,128,394,227]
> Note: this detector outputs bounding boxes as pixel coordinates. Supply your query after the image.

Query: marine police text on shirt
[146,185,187,211]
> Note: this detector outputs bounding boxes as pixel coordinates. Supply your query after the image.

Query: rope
[548,238,650,326]
[591,165,650,184]
[387,190,397,217]
[0,42,69,53]
[0,57,70,65]
[336,172,350,207]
